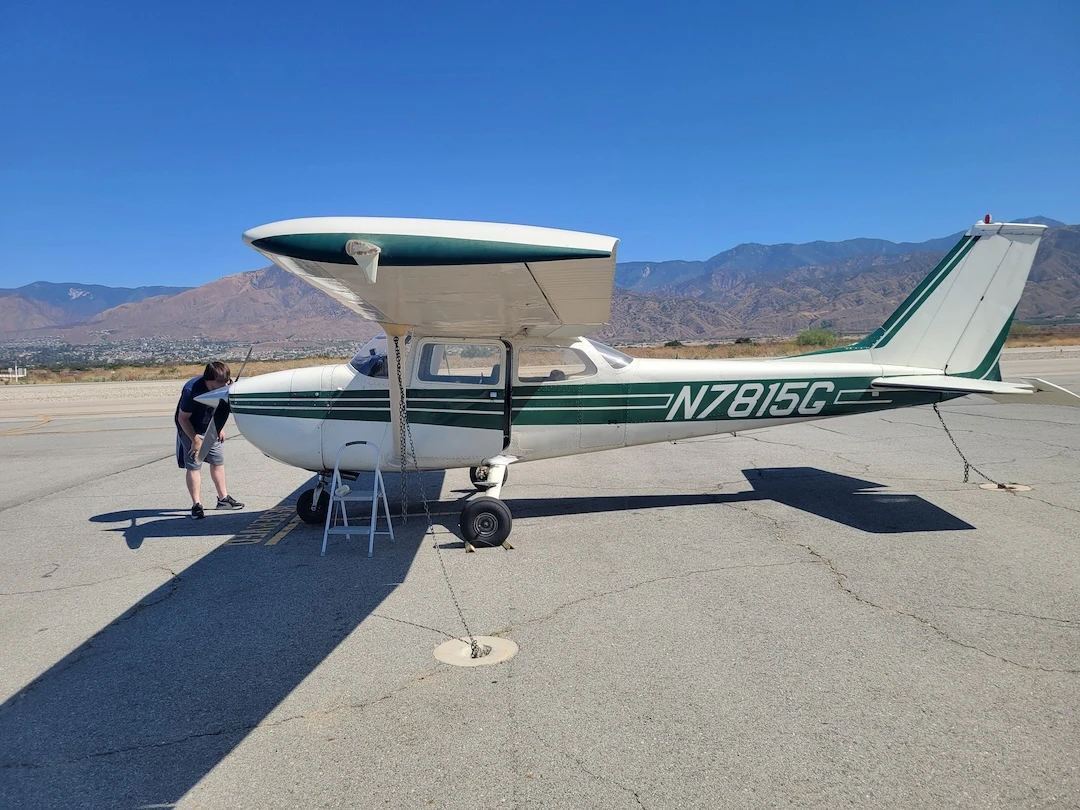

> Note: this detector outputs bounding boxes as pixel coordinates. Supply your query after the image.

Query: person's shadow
[90,508,258,549]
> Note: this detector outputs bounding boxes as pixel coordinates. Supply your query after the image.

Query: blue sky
[2,0,1077,288]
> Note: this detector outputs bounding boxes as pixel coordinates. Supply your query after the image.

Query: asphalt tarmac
[1,349,1078,809]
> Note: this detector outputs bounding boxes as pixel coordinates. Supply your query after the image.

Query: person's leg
[209,463,228,499]
[186,469,201,505]
[206,443,241,508]
[178,430,203,507]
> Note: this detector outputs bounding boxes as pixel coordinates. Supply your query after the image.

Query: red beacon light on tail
[984,214,992,224]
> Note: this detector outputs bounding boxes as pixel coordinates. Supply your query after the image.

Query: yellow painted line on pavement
[0,415,51,436]
[227,506,297,546]
[1,425,168,436]
[265,516,302,546]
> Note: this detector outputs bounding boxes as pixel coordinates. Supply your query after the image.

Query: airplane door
[511,343,625,453]
[407,338,508,466]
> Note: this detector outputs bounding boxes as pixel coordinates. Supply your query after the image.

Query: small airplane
[196,215,1079,547]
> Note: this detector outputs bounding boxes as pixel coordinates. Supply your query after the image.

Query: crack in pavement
[941,409,1080,431]
[0,558,202,597]
[370,612,457,641]
[518,719,650,810]
[1014,492,1080,516]
[943,605,1076,626]
[731,503,1080,675]
[735,433,823,451]
[513,560,811,633]
[0,570,185,714]
[881,413,1080,455]
[0,453,175,516]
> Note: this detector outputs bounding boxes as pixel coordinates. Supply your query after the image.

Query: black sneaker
[217,495,244,510]
[190,503,205,520]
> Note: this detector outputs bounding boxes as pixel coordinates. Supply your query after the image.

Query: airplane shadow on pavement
[0,471,446,810]
[495,466,973,535]
[0,467,968,808]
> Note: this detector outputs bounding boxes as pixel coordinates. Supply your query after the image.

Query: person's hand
[190,434,203,458]
[218,431,226,443]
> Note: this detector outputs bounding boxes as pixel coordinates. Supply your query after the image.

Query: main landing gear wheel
[470,466,508,490]
[296,488,330,524]
[459,497,513,546]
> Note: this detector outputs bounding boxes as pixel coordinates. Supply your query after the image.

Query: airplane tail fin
[795,219,1047,376]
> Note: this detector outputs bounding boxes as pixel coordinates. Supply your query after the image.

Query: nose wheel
[296,475,330,524]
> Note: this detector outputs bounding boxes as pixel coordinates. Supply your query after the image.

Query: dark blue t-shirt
[175,377,214,434]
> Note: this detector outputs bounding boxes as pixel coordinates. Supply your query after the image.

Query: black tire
[469,466,508,490]
[297,488,329,524]
[459,497,513,546]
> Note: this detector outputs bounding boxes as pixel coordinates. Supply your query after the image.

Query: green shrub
[795,329,839,347]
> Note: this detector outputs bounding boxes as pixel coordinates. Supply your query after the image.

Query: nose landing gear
[296,474,331,524]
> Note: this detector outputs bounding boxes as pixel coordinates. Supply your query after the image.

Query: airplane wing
[872,375,1080,406]
[243,217,619,338]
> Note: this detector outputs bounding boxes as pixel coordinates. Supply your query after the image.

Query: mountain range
[2,217,1077,346]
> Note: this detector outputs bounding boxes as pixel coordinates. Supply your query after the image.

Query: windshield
[349,333,410,377]
[585,339,634,369]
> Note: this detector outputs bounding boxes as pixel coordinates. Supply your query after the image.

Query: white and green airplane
[196,215,1079,547]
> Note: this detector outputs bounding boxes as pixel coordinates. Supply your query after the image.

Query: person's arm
[177,410,202,456]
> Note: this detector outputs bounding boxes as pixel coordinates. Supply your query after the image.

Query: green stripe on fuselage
[230,378,958,430]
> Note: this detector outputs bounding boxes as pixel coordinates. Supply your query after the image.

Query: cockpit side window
[416,341,502,385]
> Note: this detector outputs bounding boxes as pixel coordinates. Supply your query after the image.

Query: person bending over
[175,361,244,519]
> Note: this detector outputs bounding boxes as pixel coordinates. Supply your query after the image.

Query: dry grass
[4,325,1079,385]
[627,326,1080,360]
[625,340,827,360]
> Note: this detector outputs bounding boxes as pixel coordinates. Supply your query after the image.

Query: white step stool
[322,441,395,557]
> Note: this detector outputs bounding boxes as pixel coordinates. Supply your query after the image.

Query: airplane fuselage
[226,336,952,475]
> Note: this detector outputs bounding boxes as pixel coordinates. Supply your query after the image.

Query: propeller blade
[190,347,252,465]
[233,344,255,384]
[192,386,232,464]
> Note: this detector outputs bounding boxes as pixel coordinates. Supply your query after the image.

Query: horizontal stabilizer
[1010,377,1080,407]
[872,375,1080,407]
[871,376,1035,395]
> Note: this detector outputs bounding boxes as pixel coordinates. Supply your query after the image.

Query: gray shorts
[176,430,224,471]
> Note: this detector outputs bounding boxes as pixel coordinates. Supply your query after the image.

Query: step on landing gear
[469,465,508,490]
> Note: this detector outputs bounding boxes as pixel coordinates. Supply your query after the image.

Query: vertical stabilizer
[797,220,1046,374]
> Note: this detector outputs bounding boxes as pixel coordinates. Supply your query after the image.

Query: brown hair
[202,361,231,383]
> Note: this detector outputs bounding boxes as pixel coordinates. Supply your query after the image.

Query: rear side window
[517,346,596,382]
[417,342,502,385]
[586,339,635,369]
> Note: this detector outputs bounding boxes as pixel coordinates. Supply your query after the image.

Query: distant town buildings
[0,337,366,369]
